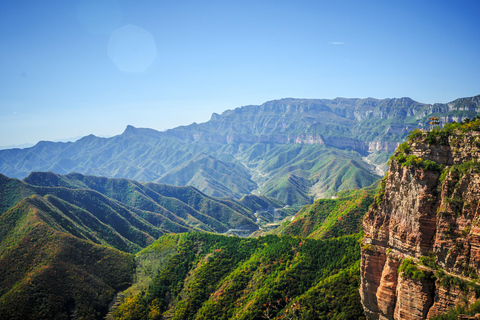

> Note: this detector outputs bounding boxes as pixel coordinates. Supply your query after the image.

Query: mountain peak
[121,125,142,138]
[124,125,137,133]
[210,113,221,121]
[77,134,98,143]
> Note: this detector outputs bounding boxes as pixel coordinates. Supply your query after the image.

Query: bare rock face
[361,126,480,319]
[361,248,388,319]
[377,255,400,318]
[393,276,435,320]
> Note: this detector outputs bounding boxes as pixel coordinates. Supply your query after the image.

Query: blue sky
[1,0,479,147]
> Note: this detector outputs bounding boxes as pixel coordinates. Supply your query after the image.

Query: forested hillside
[110,185,376,320]
[0,172,286,319]
[0,193,135,319]
[113,233,365,320]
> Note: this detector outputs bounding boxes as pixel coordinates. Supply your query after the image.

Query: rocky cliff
[361,119,480,319]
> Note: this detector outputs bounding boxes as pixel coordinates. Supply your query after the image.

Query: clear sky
[1,0,479,147]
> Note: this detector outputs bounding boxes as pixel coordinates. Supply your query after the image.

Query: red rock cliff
[361,122,480,319]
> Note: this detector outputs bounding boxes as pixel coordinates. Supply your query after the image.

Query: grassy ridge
[16,171,286,237]
[273,188,375,239]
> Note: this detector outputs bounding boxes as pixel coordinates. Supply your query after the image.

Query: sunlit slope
[111,185,380,319]
[23,172,260,234]
[113,232,365,320]
[273,187,376,239]
[0,172,285,319]
[249,144,379,205]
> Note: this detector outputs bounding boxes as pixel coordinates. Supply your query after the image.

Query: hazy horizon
[2,0,480,147]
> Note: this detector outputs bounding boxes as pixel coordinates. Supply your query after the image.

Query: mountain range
[2,95,479,206]
[2,107,480,319]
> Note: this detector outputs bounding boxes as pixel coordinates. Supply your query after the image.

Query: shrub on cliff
[390,151,443,172]
[397,258,434,280]
[407,118,480,146]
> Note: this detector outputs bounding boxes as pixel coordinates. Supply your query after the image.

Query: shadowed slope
[0,195,135,320]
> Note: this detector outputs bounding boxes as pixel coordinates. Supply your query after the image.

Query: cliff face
[361,122,480,319]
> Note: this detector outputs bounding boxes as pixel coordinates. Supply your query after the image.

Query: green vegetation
[431,299,480,320]
[19,171,280,239]
[362,244,373,252]
[274,188,375,239]
[407,117,480,145]
[0,196,135,320]
[433,269,480,295]
[114,232,365,320]
[430,268,480,319]
[373,173,388,206]
[252,144,380,206]
[391,152,443,172]
[397,258,429,280]
[391,118,480,175]
[157,154,257,199]
[419,252,438,269]
[0,170,376,320]
[389,131,444,172]
[0,173,36,214]
[397,251,480,320]
[0,173,289,319]
[439,160,480,184]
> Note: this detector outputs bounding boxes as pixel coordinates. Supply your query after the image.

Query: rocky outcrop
[368,141,400,153]
[361,123,480,319]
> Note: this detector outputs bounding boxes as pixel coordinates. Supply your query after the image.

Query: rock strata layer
[361,126,480,319]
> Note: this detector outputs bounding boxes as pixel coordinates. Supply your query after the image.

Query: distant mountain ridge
[1,95,479,206]
[169,95,480,146]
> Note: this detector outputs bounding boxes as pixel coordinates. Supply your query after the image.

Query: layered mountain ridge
[0,171,292,318]
[361,120,480,319]
[0,172,287,250]
[1,95,479,206]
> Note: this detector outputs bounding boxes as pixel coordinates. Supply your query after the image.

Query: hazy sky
[1,0,479,147]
